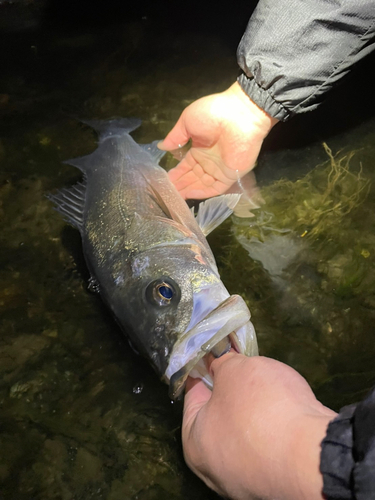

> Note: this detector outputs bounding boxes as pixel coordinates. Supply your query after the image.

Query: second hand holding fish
[159,82,279,200]
[183,353,337,500]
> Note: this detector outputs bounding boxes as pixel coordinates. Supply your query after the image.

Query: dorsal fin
[195,194,241,236]
[47,180,86,232]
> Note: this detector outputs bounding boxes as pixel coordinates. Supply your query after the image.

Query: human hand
[182,354,337,500]
[159,82,278,200]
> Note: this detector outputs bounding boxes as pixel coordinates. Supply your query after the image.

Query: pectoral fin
[146,182,188,230]
[195,194,241,236]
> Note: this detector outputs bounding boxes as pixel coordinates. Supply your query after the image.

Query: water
[1,2,375,498]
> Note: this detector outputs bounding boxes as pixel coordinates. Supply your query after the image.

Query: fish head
[109,243,257,398]
[107,244,199,373]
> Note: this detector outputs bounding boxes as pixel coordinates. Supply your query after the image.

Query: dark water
[1,2,375,499]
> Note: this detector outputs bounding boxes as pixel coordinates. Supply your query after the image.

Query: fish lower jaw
[167,315,258,400]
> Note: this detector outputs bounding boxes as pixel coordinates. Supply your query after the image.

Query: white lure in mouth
[165,293,258,399]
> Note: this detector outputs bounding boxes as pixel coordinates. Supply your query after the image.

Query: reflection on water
[1,3,375,499]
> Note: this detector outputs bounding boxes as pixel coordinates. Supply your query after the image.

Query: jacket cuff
[237,72,292,122]
[320,404,356,499]
[320,386,375,500]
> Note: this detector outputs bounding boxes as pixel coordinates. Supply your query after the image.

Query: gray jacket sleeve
[237,0,375,121]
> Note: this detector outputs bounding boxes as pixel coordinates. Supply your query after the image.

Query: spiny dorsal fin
[47,180,86,232]
[195,194,241,236]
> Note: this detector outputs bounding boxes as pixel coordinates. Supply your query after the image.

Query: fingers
[205,349,238,375]
[168,148,236,199]
[168,166,225,200]
[180,180,229,200]
[158,115,190,151]
[181,186,219,200]
[183,377,212,433]
[168,162,198,191]
[207,351,248,390]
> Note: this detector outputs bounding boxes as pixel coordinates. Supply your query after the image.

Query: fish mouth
[165,294,258,399]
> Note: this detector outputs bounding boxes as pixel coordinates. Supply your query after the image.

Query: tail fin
[63,118,143,172]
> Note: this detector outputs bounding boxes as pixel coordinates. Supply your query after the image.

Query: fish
[49,118,258,399]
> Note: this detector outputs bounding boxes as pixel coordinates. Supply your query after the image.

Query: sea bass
[49,118,258,399]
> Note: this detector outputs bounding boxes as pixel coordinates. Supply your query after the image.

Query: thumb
[183,377,212,433]
[158,115,190,151]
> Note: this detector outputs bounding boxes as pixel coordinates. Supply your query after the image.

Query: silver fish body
[50,119,258,398]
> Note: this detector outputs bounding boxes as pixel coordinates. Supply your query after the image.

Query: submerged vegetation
[225,145,375,409]
[236,143,371,240]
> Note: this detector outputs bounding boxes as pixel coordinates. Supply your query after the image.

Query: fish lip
[166,294,257,400]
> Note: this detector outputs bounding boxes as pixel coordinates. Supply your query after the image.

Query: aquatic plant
[235,143,371,241]
[225,145,375,409]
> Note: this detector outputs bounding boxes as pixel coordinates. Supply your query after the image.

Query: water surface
[1,3,375,498]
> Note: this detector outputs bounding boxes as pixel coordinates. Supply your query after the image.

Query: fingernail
[210,337,231,358]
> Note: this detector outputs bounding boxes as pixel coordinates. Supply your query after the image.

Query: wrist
[285,411,337,500]
[228,81,279,135]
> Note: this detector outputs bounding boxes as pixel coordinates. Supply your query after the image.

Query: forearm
[237,0,375,120]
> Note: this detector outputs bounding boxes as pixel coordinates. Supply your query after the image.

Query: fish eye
[157,284,173,300]
[145,278,180,307]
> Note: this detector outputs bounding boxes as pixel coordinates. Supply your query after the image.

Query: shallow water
[1,2,375,499]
